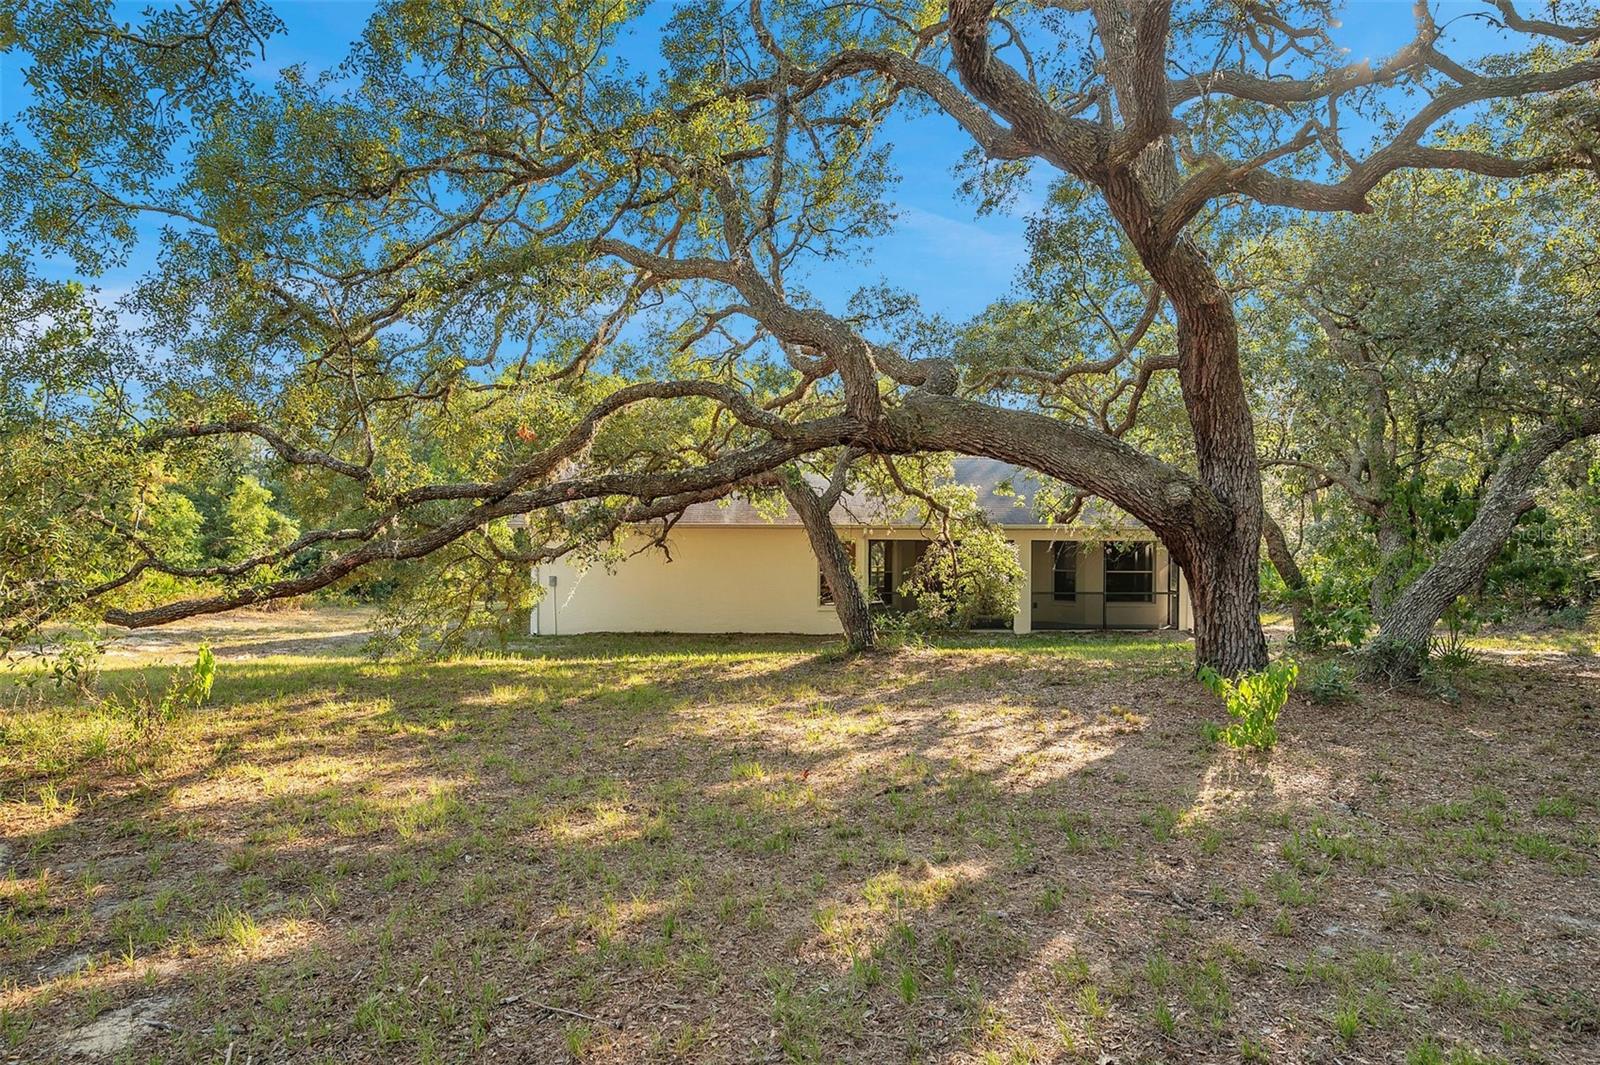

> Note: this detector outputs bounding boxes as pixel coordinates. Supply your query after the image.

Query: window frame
[1051,541,1077,601]
[866,540,892,605]
[1104,541,1155,603]
[818,541,858,606]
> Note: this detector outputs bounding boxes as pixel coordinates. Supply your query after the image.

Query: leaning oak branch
[100,420,856,629]
[1373,406,1600,659]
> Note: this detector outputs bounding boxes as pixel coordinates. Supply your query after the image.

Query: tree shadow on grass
[4,627,1598,1063]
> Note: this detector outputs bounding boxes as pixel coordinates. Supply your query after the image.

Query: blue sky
[1,2,1516,325]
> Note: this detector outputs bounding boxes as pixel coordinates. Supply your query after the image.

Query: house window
[819,542,857,605]
[1105,541,1155,602]
[867,541,892,604]
[1051,542,1077,600]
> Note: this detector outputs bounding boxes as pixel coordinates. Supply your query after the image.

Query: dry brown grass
[2,610,1597,1063]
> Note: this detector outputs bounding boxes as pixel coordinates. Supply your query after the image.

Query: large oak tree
[3,0,1597,672]
[1249,168,1599,659]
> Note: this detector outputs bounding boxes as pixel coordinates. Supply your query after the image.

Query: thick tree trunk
[1374,411,1600,666]
[1181,533,1270,675]
[1100,6,1269,675]
[781,479,875,651]
[1121,227,1269,675]
[1262,512,1308,642]
[944,0,1269,674]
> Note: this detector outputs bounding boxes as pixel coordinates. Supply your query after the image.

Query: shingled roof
[671,457,1127,528]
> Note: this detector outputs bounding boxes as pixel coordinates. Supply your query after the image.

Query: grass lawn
[2,610,1598,1063]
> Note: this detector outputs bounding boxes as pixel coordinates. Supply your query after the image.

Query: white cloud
[891,203,1029,272]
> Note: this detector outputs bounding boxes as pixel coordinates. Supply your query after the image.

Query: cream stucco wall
[530,523,1191,636]
[532,526,848,636]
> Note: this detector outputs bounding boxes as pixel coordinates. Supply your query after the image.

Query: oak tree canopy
[3,0,1597,672]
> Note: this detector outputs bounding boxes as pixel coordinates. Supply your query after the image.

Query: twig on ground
[513,997,609,1026]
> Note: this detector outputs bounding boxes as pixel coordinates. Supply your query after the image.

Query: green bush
[1362,636,1428,683]
[13,628,108,696]
[1293,603,1372,651]
[899,527,1021,631]
[868,610,926,650]
[1198,659,1298,751]
[1427,626,1481,674]
[1363,613,1483,697]
[1421,621,1485,703]
[1305,660,1354,704]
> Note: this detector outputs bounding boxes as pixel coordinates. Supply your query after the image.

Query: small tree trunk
[1373,411,1600,671]
[1375,499,1525,658]
[1369,510,1410,619]
[781,479,875,651]
[1262,512,1308,642]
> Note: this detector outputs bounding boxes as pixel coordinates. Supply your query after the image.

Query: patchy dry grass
[2,610,1598,1063]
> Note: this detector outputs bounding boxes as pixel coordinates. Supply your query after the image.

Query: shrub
[899,527,1021,631]
[1364,614,1482,697]
[155,641,217,719]
[1421,625,1484,703]
[1293,603,1373,652]
[9,628,108,696]
[1427,626,1481,674]
[104,642,217,745]
[1362,636,1429,683]
[869,609,926,650]
[1198,659,1299,751]
[1305,660,1355,704]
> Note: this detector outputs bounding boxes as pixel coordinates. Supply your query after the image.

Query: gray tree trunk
[780,478,875,652]
[1374,410,1600,668]
[1370,508,1412,619]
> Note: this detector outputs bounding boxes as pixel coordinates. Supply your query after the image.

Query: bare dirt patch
[57,996,175,1059]
[100,606,378,663]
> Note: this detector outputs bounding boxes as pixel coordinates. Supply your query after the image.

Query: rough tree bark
[1370,514,1413,617]
[1136,235,1268,674]
[778,472,875,651]
[945,0,1269,673]
[1374,410,1600,665]
[1357,353,1413,620]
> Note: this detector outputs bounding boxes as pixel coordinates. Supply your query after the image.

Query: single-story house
[522,457,1192,637]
